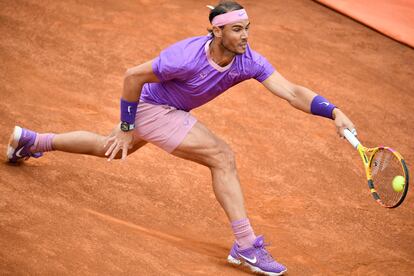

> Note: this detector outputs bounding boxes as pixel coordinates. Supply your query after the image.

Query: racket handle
[344,129,360,148]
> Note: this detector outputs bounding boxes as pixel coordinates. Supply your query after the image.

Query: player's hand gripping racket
[344,129,409,208]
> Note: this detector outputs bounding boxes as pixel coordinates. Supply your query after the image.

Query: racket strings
[370,149,404,207]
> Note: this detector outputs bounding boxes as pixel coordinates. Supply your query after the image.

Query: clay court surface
[1,0,413,275]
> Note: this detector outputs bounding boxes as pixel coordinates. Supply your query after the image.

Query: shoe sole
[6,126,23,162]
[227,255,287,276]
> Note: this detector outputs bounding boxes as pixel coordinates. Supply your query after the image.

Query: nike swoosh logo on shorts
[239,254,257,264]
[16,147,24,158]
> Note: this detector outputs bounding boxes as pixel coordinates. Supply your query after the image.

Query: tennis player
[7,1,356,275]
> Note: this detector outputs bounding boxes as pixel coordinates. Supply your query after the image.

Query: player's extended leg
[52,129,146,157]
[172,121,287,276]
[172,121,245,222]
[6,125,146,163]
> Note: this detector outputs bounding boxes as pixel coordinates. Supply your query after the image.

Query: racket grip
[344,129,360,148]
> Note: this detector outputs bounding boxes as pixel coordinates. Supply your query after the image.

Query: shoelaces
[254,242,274,263]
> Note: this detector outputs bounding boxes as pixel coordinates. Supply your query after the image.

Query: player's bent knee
[214,141,236,171]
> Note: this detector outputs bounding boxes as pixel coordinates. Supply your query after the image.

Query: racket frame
[344,129,409,208]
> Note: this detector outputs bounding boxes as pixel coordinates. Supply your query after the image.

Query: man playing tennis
[7,1,355,275]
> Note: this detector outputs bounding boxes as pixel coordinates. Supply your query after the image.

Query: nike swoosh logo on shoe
[16,148,24,158]
[239,254,257,264]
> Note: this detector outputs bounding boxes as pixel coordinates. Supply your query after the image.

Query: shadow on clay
[83,208,230,259]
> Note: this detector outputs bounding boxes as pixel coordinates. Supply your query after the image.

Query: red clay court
[1,0,413,275]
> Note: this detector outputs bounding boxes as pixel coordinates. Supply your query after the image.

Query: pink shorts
[133,101,197,153]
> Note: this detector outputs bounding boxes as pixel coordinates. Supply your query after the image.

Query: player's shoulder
[176,35,210,47]
[164,35,210,55]
[160,35,210,68]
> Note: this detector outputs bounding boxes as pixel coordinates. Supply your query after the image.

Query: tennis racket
[344,129,409,208]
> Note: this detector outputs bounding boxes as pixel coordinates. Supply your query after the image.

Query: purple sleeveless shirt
[140,35,275,111]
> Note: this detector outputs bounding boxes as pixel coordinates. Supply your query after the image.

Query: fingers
[338,127,345,139]
[337,126,357,139]
[104,125,134,161]
[105,139,117,157]
[105,139,131,161]
[104,135,116,148]
[108,143,121,161]
[122,143,129,160]
[333,111,357,139]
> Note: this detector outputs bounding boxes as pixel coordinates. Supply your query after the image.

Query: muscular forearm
[122,59,158,102]
[262,71,355,136]
[119,60,158,130]
[292,86,355,136]
[289,85,317,113]
[122,74,145,102]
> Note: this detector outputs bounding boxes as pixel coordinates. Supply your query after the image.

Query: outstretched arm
[261,71,356,137]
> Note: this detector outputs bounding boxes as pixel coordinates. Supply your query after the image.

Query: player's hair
[207,1,244,36]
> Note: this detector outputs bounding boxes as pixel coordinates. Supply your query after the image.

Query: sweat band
[120,98,138,124]
[310,95,336,119]
[211,9,248,26]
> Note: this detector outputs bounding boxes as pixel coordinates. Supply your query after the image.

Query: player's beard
[220,39,244,55]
